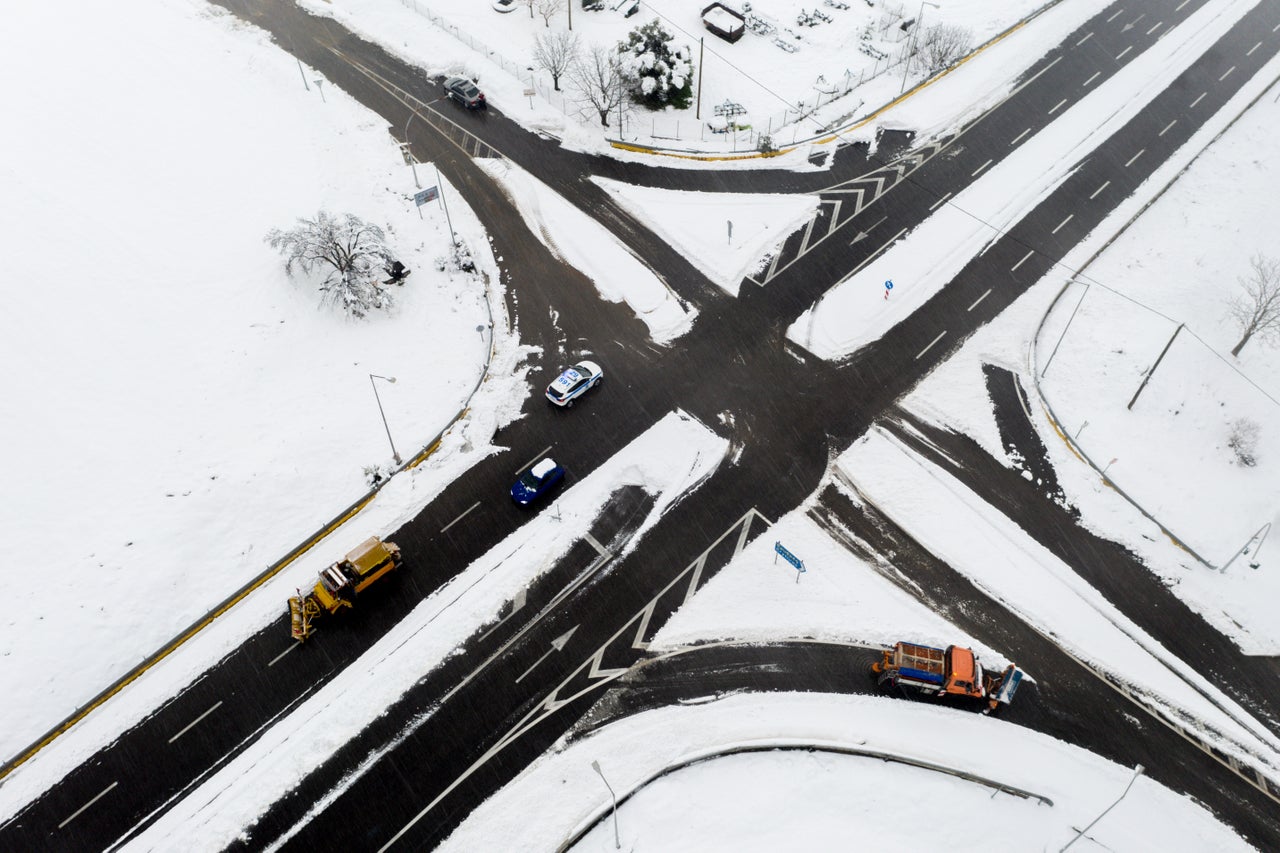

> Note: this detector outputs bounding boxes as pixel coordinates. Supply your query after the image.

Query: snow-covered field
[0,0,511,762]
[4,0,1280,847]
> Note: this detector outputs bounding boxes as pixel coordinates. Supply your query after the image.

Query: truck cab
[941,646,986,699]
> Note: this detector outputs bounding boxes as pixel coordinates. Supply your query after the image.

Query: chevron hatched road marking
[379,507,773,851]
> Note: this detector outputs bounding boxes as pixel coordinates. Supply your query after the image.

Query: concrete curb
[0,267,505,783]
[556,741,1054,851]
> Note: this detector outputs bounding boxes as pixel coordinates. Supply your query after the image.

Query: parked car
[511,457,565,505]
[443,76,486,110]
[545,361,603,407]
[492,0,518,11]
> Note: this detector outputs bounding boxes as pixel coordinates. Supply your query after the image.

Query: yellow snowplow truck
[288,536,402,641]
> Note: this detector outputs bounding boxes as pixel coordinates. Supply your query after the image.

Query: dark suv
[443,77,486,110]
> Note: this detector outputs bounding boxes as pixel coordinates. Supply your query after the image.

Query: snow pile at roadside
[124,411,728,851]
[440,693,1249,852]
[789,0,1258,359]
[477,160,695,342]
[840,427,1280,772]
[591,179,818,295]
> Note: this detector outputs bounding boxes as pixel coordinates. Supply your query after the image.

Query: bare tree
[534,0,564,27]
[918,23,973,74]
[569,45,626,128]
[1229,253,1280,356]
[265,211,394,319]
[533,30,579,91]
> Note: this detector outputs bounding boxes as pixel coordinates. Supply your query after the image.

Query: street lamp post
[899,1,940,95]
[1061,764,1144,851]
[368,374,401,466]
[590,760,620,850]
[403,113,421,188]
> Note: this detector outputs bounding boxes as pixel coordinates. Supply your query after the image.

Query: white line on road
[1083,70,1101,87]
[928,192,952,211]
[1247,41,1262,57]
[968,289,992,312]
[1076,32,1094,47]
[440,501,481,534]
[1116,46,1133,61]
[1189,92,1206,108]
[1124,149,1145,167]
[1052,214,1073,234]
[583,532,609,556]
[915,331,947,361]
[972,159,993,177]
[479,589,528,642]
[1011,250,1035,271]
[1010,128,1032,146]
[1160,119,1177,136]
[168,701,224,745]
[1175,0,1189,10]
[1106,10,1122,23]
[1219,66,1235,82]
[268,642,301,667]
[1048,98,1067,115]
[516,446,553,475]
[58,782,118,829]
[1090,180,1111,199]
[1146,22,1163,36]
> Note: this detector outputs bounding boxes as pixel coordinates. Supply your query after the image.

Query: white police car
[545,361,603,407]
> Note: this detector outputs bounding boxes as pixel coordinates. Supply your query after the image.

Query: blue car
[511,457,565,505]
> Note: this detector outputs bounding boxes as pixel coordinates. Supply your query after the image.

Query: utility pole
[696,37,704,120]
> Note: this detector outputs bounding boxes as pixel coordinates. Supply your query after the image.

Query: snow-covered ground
[305,0,1059,156]
[5,0,1280,847]
[441,695,1250,852]
[0,0,513,763]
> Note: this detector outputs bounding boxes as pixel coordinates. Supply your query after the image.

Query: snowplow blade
[289,594,317,641]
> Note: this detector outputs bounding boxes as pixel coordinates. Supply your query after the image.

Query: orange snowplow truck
[872,641,1023,713]
[288,537,402,641]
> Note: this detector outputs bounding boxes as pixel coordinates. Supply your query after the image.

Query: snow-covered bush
[617,20,693,110]
[435,238,477,275]
[1227,417,1260,467]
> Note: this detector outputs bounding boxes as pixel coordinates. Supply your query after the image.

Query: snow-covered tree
[617,20,693,110]
[918,23,973,74]
[534,30,579,91]
[265,211,394,319]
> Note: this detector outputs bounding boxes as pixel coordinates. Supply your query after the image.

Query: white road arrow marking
[850,215,887,245]
[515,625,579,684]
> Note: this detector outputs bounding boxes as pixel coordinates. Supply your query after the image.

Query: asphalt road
[6,0,1280,850]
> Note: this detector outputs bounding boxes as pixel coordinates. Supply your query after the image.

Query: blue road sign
[774,541,804,571]
[884,279,894,290]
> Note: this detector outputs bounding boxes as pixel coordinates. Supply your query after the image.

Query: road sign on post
[414,186,439,206]
[774,541,806,583]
